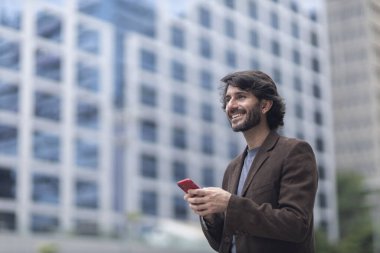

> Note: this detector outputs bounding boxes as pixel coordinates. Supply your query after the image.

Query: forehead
[225,85,250,95]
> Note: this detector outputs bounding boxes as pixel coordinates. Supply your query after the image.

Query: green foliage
[316,171,374,253]
[38,243,58,253]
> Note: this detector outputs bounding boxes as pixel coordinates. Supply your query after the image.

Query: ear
[261,100,273,114]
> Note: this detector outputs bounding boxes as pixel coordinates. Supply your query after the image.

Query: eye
[237,94,246,100]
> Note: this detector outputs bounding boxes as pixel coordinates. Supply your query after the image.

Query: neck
[242,124,271,150]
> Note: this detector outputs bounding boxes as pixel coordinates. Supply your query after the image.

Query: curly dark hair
[220,70,285,130]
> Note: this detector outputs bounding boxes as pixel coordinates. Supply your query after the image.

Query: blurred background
[0,0,379,252]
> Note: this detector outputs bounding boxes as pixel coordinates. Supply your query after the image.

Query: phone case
[177,178,200,193]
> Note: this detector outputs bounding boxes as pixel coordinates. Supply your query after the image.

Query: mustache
[228,108,246,115]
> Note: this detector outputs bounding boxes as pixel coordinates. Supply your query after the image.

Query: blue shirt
[231,147,259,253]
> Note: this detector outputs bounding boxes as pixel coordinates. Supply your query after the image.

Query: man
[184,70,318,253]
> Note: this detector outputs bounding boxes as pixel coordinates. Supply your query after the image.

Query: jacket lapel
[241,131,280,196]
[229,148,247,194]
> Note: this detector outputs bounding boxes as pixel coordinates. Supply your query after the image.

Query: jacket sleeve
[200,213,225,251]
[200,163,237,251]
[223,141,318,243]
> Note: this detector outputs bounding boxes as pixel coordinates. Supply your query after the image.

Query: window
[171,60,186,82]
[250,59,260,70]
[311,31,319,47]
[32,174,59,204]
[77,62,99,91]
[225,0,235,9]
[314,110,323,125]
[316,137,324,152]
[172,161,187,182]
[224,18,235,38]
[201,133,214,155]
[172,94,186,115]
[0,4,21,30]
[76,101,99,129]
[293,77,302,92]
[140,120,157,143]
[199,7,211,28]
[292,49,301,65]
[0,37,20,70]
[318,165,326,179]
[202,167,214,187]
[77,24,99,54]
[171,26,185,49]
[140,154,157,178]
[0,167,16,199]
[249,30,259,48]
[201,102,213,122]
[75,219,98,236]
[318,192,327,208]
[228,140,239,159]
[290,1,299,12]
[0,81,18,112]
[33,131,60,162]
[291,21,299,39]
[271,40,281,56]
[0,211,16,231]
[76,138,98,169]
[273,68,282,84]
[140,49,157,72]
[309,10,318,22]
[172,127,187,149]
[199,37,212,59]
[270,11,279,30]
[31,214,59,233]
[248,1,258,19]
[0,124,18,155]
[76,180,98,209]
[295,104,303,119]
[141,190,157,215]
[35,49,61,81]
[313,83,322,99]
[226,50,237,68]
[312,57,320,73]
[200,70,213,90]
[173,195,187,220]
[35,91,61,121]
[36,11,62,42]
[140,85,157,106]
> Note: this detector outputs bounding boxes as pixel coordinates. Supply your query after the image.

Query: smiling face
[224,85,262,132]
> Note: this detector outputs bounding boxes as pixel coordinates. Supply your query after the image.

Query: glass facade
[32,174,59,204]
[76,180,98,209]
[76,101,99,129]
[141,190,157,216]
[36,11,62,42]
[34,91,61,121]
[33,131,60,162]
[0,167,16,199]
[35,49,61,81]
[76,138,99,169]
[0,124,18,155]
[0,37,20,70]
[76,61,99,91]
[31,214,59,233]
[0,81,19,112]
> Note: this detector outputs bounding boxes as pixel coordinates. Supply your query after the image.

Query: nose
[226,97,238,112]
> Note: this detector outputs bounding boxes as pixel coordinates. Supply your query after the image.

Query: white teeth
[232,114,241,119]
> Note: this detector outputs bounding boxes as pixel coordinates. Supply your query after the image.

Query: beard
[229,102,261,132]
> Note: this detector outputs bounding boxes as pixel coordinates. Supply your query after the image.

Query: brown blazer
[201,131,318,253]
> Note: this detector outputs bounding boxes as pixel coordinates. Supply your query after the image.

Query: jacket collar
[230,130,280,195]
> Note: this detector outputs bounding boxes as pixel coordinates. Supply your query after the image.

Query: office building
[327,0,380,249]
[0,0,338,248]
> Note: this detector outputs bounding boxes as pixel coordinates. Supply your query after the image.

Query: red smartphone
[177,178,200,193]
